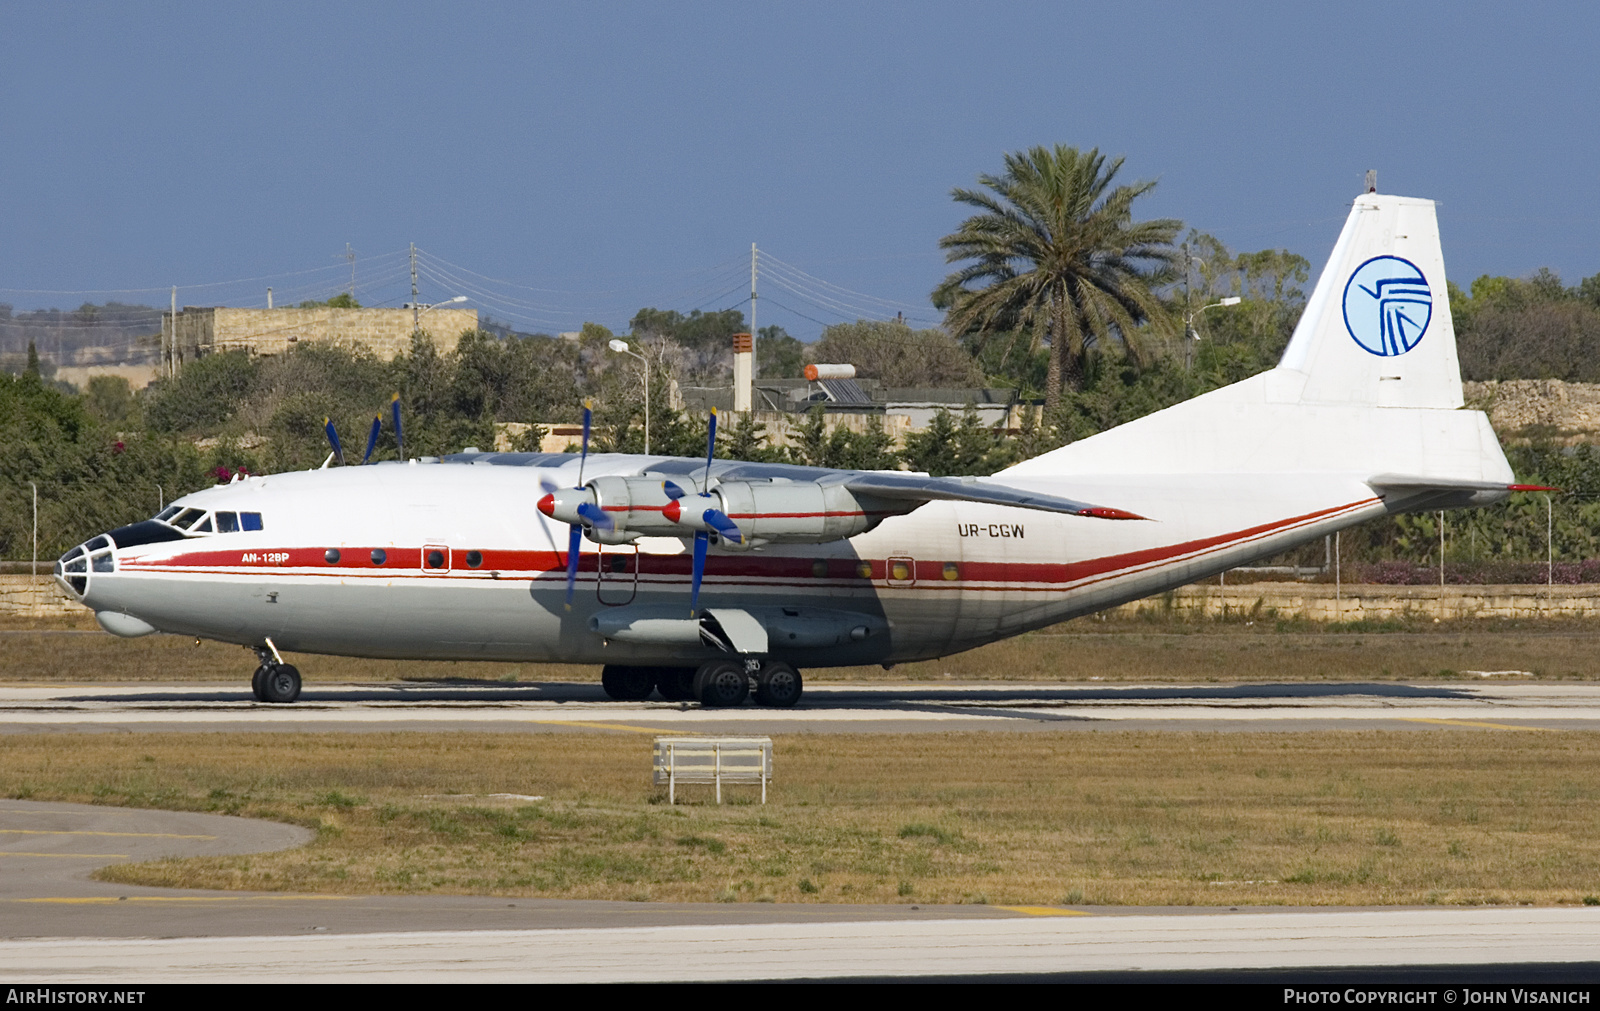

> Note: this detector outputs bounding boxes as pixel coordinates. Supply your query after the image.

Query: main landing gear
[250,645,301,704]
[600,660,804,708]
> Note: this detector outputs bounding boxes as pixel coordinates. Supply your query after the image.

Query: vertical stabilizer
[1277,193,1462,408]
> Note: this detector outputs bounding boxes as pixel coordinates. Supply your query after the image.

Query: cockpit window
[161,508,263,535]
[155,505,182,523]
[172,508,205,530]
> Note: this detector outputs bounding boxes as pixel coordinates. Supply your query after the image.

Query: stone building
[161,306,480,370]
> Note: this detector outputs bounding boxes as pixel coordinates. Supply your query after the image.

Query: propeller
[390,393,405,461]
[322,418,346,466]
[531,401,616,610]
[361,414,382,465]
[326,402,398,467]
[684,408,742,615]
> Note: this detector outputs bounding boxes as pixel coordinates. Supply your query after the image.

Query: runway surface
[7,770,1600,979]
[1,679,1598,734]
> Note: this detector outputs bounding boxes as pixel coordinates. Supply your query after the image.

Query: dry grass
[6,730,1600,907]
[5,610,1600,683]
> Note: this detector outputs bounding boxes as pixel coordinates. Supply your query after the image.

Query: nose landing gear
[250,643,301,704]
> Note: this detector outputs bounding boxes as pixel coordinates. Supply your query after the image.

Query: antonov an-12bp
[56,191,1535,705]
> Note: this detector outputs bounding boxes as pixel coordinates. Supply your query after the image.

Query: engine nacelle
[541,474,886,548]
[711,479,874,544]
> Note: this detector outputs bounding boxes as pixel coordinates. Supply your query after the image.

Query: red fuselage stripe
[116,498,1377,589]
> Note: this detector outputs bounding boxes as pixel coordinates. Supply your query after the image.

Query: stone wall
[1108,582,1600,622]
[1464,379,1600,444]
[168,307,479,362]
[0,576,82,619]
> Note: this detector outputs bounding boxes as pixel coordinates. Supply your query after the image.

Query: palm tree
[932,145,1180,411]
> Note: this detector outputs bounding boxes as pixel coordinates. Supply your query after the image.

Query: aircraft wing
[841,472,1145,519]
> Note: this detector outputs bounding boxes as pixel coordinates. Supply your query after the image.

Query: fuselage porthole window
[325,549,341,564]
[426,549,445,569]
[371,548,387,566]
[216,511,239,533]
[466,551,483,569]
[241,512,264,531]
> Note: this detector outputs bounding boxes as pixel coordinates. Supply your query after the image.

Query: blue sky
[2,1,1596,338]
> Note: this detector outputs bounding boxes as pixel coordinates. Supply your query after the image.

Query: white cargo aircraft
[57,192,1535,706]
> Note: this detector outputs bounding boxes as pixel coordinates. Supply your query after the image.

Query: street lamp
[412,294,468,329]
[1183,296,1242,370]
[608,339,649,455]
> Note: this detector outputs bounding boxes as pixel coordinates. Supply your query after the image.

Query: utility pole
[169,286,177,377]
[346,243,357,299]
[750,242,758,358]
[410,243,420,329]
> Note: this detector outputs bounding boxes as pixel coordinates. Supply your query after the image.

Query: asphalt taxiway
[0,679,1597,734]
[4,800,1600,982]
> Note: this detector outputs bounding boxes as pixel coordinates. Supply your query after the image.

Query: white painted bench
[653,737,773,804]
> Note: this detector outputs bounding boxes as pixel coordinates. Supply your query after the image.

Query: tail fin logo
[1342,255,1433,357]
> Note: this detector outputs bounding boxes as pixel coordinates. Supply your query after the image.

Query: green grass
[5,729,1600,907]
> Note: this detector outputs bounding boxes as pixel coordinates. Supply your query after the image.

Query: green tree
[83,375,139,429]
[722,410,782,462]
[933,145,1180,410]
[142,351,259,435]
[811,320,983,388]
[297,293,362,309]
[757,325,804,379]
[902,405,997,476]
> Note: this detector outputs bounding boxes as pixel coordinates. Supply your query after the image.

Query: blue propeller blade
[703,407,718,481]
[362,415,381,465]
[578,401,593,486]
[662,480,685,500]
[323,418,345,466]
[689,530,709,616]
[564,524,583,610]
[702,508,742,544]
[559,401,598,612]
[575,501,614,532]
[390,393,405,461]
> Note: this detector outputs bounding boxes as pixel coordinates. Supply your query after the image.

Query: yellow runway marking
[0,852,129,859]
[1401,718,1559,732]
[525,719,663,735]
[15,895,351,904]
[996,906,1093,917]
[0,829,216,840]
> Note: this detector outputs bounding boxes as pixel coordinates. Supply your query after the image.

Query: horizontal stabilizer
[1367,474,1554,495]
[843,473,1145,519]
